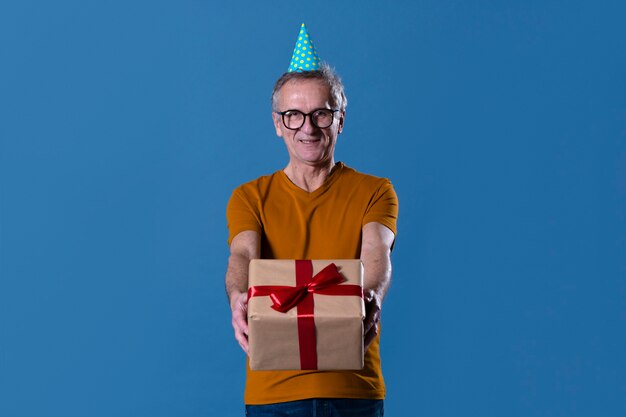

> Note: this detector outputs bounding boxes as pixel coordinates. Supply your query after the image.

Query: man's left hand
[364,289,382,350]
[360,222,395,352]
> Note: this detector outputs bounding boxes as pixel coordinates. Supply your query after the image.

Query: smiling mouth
[298,138,320,144]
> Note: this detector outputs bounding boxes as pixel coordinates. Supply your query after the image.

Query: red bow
[248,262,352,312]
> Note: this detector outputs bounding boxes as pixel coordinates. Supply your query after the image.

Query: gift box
[247,259,365,371]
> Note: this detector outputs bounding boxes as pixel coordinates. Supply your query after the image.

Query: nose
[300,114,318,133]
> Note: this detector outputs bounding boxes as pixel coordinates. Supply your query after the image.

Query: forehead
[277,79,332,108]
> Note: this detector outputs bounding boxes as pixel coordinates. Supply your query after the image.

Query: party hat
[287,23,321,72]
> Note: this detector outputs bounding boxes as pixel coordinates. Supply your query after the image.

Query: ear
[272,112,283,137]
[337,111,345,134]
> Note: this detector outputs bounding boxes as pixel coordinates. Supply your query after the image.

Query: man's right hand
[225,230,260,355]
[230,290,249,354]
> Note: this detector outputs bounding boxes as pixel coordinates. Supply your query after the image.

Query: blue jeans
[245,398,384,417]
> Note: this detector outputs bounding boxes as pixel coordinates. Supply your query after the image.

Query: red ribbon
[248,260,363,370]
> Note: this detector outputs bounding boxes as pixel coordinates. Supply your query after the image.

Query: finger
[233,314,250,353]
[232,300,249,333]
[364,322,378,351]
[364,315,374,334]
[236,332,249,354]
[363,306,380,333]
[233,311,249,335]
[364,315,379,335]
[232,304,249,354]
[372,308,380,325]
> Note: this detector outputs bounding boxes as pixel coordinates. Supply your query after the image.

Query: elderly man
[225,24,398,417]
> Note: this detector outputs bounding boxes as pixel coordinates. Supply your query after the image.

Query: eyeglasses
[275,108,339,130]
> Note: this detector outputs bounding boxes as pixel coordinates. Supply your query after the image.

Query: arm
[225,230,260,354]
[360,222,395,350]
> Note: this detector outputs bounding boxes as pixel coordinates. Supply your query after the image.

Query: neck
[283,159,337,192]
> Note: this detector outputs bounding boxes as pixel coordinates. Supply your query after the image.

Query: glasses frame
[275,108,339,130]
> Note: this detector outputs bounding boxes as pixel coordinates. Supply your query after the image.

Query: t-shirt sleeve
[362,179,399,236]
[226,187,262,246]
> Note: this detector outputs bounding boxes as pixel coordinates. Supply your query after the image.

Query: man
[225,24,398,417]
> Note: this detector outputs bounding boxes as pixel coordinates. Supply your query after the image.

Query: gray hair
[271,62,348,112]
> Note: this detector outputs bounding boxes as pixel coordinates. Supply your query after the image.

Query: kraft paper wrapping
[247,259,365,371]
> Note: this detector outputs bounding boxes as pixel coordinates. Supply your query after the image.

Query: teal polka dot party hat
[288,23,321,72]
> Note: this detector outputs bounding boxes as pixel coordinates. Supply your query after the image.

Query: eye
[313,110,333,124]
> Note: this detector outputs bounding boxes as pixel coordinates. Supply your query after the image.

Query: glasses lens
[283,111,304,129]
[312,110,334,128]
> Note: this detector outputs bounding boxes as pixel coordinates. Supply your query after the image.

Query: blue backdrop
[1,1,624,416]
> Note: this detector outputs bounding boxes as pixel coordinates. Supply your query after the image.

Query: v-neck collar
[278,162,345,198]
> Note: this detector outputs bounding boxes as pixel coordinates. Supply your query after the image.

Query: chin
[302,155,330,165]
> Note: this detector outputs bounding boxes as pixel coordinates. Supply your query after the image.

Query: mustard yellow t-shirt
[226,162,398,405]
